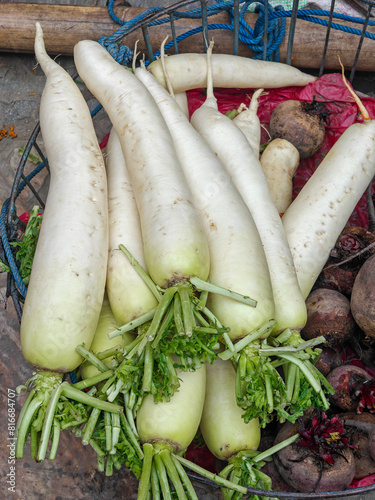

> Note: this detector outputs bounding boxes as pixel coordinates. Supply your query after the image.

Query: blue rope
[0,198,27,299]
[0,158,47,299]
[99,0,375,65]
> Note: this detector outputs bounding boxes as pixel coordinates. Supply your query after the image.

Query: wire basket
[2,0,375,497]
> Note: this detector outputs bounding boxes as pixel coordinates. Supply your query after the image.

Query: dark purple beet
[314,346,343,377]
[326,365,373,411]
[341,412,375,479]
[370,428,375,462]
[273,411,355,493]
[315,227,375,296]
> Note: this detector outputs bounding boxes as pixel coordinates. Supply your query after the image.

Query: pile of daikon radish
[14,21,375,499]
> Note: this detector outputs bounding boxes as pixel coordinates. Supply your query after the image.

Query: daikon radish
[233,88,263,157]
[260,138,300,215]
[15,23,121,462]
[74,40,219,408]
[148,53,317,93]
[191,43,307,335]
[283,74,375,299]
[105,128,158,325]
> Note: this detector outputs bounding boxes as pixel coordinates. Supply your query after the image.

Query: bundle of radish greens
[9,22,375,500]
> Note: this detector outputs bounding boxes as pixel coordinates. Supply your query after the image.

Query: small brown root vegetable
[269,98,328,158]
[326,365,373,411]
[301,288,356,347]
[351,253,375,338]
[274,410,356,492]
[260,138,300,215]
[314,346,343,377]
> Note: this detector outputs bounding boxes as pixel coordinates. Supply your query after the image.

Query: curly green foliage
[10,206,42,285]
[0,260,10,273]
[115,305,221,405]
[234,347,288,427]
[89,406,143,479]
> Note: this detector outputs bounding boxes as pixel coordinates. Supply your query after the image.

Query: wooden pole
[1,2,375,71]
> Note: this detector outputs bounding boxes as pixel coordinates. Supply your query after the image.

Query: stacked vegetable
[9,20,375,499]
[14,22,124,463]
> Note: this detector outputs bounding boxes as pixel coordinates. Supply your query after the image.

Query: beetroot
[341,412,375,480]
[314,346,343,377]
[301,288,356,347]
[316,227,375,296]
[269,99,327,158]
[351,254,375,339]
[260,460,296,493]
[326,365,374,411]
[274,410,356,492]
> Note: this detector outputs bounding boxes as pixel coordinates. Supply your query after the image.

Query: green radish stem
[190,277,257,307]
[172,454,248,495]
[15,375,122,459]
[151,462,162,499]
[76,345,109,374]
[108,309,156,340]
[73,370,114,390]
[104,244,246,408]
[219,320,277,360]
[160,448,188,500]
[37,382,65,461]
[48,419,60,460]
[118,243,162,303]
[138,443,154,500]
[172,457,199,500]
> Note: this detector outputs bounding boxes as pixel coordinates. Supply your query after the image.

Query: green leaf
[18,145,43,165]
[0,259,10,273]
[10,206,42,285]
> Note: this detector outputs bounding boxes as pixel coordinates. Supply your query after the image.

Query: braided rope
[0,198,27,299]
[99,0,375,65]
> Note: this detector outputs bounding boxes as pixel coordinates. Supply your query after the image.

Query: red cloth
[349,474,375,488]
